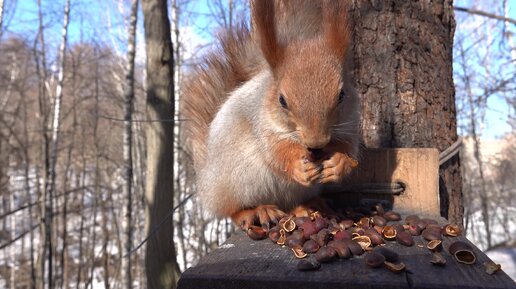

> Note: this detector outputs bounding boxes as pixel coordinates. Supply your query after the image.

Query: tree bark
[141,0,181,288]
[121,0,139,288]
[351,0,463,224]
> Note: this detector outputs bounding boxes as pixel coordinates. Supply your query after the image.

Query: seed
[302,239,320,254]
[384,261,406,273]
[427,240,443,252]
[364,228,384,245]
[396,231,414,246]
[405,215,420,226]
[329,240,352,259]
[484,261,501,275]
[277,229,286,245]
[382,225,397,240]
[421,227,442,241]
[268,227,281,243]
[364,252,385,268]
[316,228,331,247]
[352,235,372,250]
[294,217,311,227]
[291,245,307,259]
[372,215,387,227]
[315,246,337,263]
[297,259,321,271]
[314,217,328,231]
[282,218,296,232]
[334,230,352,241]
[448,241,476,265]
[384,211,401,221]
[247,226,267,240]
[345,239,364,256]
[373,203,385,216]
[339,219,354,229]
[408,225,422,236]
[286,230,305,248]
[443,224,461,237]
[301,221,319,239]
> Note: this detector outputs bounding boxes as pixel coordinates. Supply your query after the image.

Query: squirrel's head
[253,0,358,151]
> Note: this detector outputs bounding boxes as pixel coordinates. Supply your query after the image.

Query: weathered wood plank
[178,230,515,289]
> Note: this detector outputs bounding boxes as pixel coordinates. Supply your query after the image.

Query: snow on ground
[486,247,516,281]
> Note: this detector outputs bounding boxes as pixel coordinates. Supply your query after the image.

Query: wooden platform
[178,230,515,289]
[178,149,515,288]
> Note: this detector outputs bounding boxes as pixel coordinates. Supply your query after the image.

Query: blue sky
[3,0,514,140]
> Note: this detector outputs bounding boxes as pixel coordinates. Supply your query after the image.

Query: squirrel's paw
[231,205,287,231]
[319,152,358,184]
[291,158,322,186]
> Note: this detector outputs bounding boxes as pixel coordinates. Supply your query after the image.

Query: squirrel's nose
[304,135,331,150]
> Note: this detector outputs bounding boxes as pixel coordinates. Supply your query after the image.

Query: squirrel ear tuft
[252,0,285,70]
[323,0,351,61]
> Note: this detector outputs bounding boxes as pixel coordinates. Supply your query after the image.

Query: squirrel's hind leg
[231,205,287,231]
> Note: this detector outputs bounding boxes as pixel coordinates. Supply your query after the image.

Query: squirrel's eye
[279,94,288,109]
[338,90,346,104]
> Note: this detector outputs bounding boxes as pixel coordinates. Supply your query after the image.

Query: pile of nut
[245,204,501,274]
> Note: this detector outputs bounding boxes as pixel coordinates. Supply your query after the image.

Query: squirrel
[182,0,359,230]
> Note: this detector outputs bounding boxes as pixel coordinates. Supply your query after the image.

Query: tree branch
[454,6,516,25]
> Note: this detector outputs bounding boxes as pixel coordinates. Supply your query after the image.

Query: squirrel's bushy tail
[181,25,264,169]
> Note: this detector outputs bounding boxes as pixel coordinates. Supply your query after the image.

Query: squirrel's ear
[323,0,351,61]
[252,0,285,71]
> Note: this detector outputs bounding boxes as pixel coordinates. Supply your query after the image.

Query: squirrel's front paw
[319,152,358,184]
[231,205,287,231]
[291,157,322,186]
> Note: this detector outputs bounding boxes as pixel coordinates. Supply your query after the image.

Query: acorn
[448,241,476,265]
[364,252,385,268]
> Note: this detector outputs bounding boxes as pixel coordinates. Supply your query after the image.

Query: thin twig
[454,6,516,25]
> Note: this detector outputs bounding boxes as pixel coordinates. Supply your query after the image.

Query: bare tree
[121,0,139,288]
[141,0,181,287]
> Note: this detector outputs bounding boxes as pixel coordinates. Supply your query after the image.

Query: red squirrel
[182,0,359,230]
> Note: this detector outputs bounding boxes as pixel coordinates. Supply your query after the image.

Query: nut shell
[396,231,414,246]
[364,252,385,268]
[297,259,321,271]
[384,261,406,273]
[448,241,476,265]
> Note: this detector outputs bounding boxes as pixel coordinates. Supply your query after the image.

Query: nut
[247,226,267,240]
[352,235,372,250]
[291,245,307,259]
[384,211,401,221]
[302,239,320,253]
[384,261,406,273]
[405,215,420,226]
[301,221,319,239]
[372,215,387,227]
[364,228,384,245]
[427,240,443,252]
[421,227,442,241]
[345,239,364,256]
[448,241,476,265]
[382,225,397,240]
[286,230,305,248]
[314,217,328,231]
[364,252,385,268]
[339,219,354,229]
[329,240,352,259]
[334,230,352,241]
[268,227,281,243]
[484,261,501,275]
[297,259,321,271]
[396,231,414,246]
[314,246,337,263]
[443,224,461,237]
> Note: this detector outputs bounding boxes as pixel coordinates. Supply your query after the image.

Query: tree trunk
[121,0,139,288]
[141,0,181,288]
[351,0,462,225]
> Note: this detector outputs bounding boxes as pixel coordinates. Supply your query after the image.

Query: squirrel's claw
[231,205,287,231]
[319,152,357,184]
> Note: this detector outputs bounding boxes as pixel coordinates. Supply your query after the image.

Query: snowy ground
[486,247,516,281]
